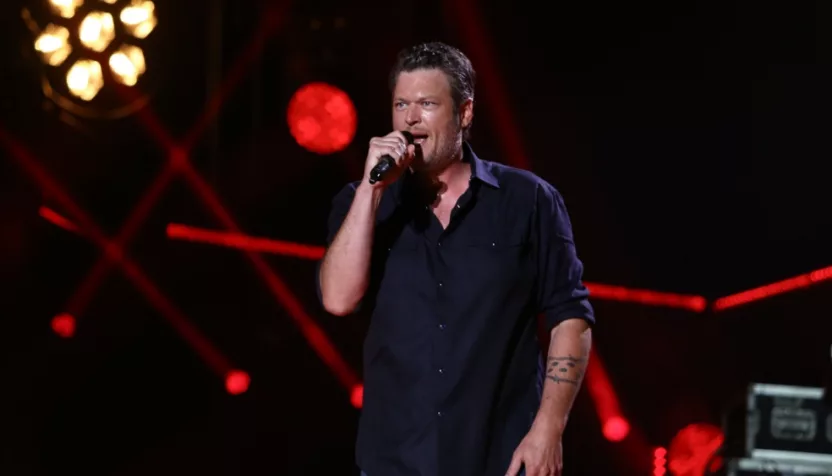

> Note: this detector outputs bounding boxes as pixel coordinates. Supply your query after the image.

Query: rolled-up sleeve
[534,183,595,330]
[324,183,358,245]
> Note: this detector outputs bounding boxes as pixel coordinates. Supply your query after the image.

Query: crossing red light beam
[164,223,708,311]
[0,125,238,386]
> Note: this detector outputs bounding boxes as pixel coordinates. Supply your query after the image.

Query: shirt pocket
[451,234,533,291]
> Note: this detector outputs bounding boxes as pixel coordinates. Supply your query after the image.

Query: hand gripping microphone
[368,131,414,184]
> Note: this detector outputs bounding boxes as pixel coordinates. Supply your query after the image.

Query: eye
[421,101,435,107]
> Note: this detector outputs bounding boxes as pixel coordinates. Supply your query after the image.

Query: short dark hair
[389,42,476,132]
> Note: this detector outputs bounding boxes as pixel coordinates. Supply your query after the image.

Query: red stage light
[51,313,76,338]
[667,422,724,476]
[602,415,630,442]
[351,383,363,409]
[653,447,667,476]
[225,369,251,395]
[287,82,357,155]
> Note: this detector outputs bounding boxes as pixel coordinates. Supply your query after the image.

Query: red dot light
[602,416,630,442]
[351,383,363,409]
[51,313,76,338]
[225,370,250,395]
[653,447,667,476]
[287,82,357,155]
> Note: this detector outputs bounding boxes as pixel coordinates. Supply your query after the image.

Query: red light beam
[1,126,238,382]
[167,223,324,260]
[175,169,359,391]
[586,348,630,442]
[182,4,287,152]
[713,264,832,311]
[39,205,82,235]
[165,223,716,313]
[444,0,530,170]
[584,282,707,312]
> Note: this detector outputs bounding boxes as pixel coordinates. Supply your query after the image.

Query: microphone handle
[368,155,396,184]
[367,132,413,184]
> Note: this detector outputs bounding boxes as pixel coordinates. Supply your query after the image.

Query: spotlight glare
[30,0,157,114]
[120,1,157,39]
[109,45,146,86]
[66,59,104,100]
[34,24,72,67]
[49,0,83,19]
[79,11,116,52]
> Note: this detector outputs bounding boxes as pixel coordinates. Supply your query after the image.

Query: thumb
[505,454,523,476]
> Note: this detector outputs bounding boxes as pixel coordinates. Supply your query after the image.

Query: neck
[411,147,470,209]
[431,147,470,192]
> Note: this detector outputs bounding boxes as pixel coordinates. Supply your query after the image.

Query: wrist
[355,182,384,209]
[531,413,566,438]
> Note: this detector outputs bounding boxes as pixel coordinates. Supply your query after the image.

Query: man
[318,42,594,476]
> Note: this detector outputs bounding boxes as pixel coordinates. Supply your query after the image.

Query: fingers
[368,136,408,164]
[508,460,558,476]
[402,144,417,166]
[505,455,523,476]
[388,130,412,146]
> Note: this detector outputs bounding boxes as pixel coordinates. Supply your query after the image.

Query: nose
[405,106,420,126]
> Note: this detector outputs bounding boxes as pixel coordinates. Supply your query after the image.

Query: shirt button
[438,368,444,374]
[438,282,443,287]
[438,323,446,330]
[437,411,443,417]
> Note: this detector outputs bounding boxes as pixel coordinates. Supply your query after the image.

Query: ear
[459,98,474,130]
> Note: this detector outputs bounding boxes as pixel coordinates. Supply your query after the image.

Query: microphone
[368,131,414,184]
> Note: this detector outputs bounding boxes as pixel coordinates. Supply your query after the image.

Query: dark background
[1,0,830,474]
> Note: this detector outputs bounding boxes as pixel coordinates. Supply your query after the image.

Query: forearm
[532,318,592,436]
[319,184,383,315]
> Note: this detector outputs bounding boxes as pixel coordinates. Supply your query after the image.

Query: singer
[317,42,594,476]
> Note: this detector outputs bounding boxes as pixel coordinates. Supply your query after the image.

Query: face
[392,69,473,172]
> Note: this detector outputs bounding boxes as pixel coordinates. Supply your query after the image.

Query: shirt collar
[464,142,500,189]
[393,142,500,205]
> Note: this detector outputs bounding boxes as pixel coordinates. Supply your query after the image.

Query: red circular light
[351,383,363,408]
[287,82,357,155]
[51,313,76,338]
[602,416,630,442]
[225,370,250,395]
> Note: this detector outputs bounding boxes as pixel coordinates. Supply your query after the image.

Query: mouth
[410,132,428,145]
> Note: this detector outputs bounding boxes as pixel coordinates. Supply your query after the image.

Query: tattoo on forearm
[546,355,587,386]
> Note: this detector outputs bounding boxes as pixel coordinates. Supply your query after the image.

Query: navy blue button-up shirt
[320,143,594,476]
